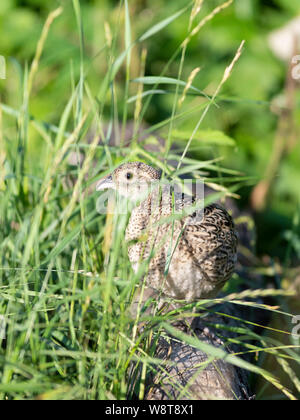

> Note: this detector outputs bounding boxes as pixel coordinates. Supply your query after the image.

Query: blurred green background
[0,0,300,399]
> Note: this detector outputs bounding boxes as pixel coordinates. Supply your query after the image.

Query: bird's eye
[126,172,133,180]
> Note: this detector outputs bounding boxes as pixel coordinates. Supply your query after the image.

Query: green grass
[0,0,299,400]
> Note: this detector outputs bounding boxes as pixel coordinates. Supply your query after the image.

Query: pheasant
[96,162,237,301]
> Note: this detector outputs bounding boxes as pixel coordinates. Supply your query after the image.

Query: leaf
[54,89,77,150]
[139,7,188,42]
[111,5,188,82]
[41,210,98,265]
[132,76,207,97]
[172,129,236,146]
[172,158,223,176]
[124,0,131,64]
[127,89,167,103]
[110,50,128,80]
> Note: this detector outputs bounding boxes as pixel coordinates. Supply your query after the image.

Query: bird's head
[96,162,161,200]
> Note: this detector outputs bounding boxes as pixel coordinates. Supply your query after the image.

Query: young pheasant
[96,162,237,301]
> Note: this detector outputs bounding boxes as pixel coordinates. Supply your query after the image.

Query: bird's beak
[96,175,114,191]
